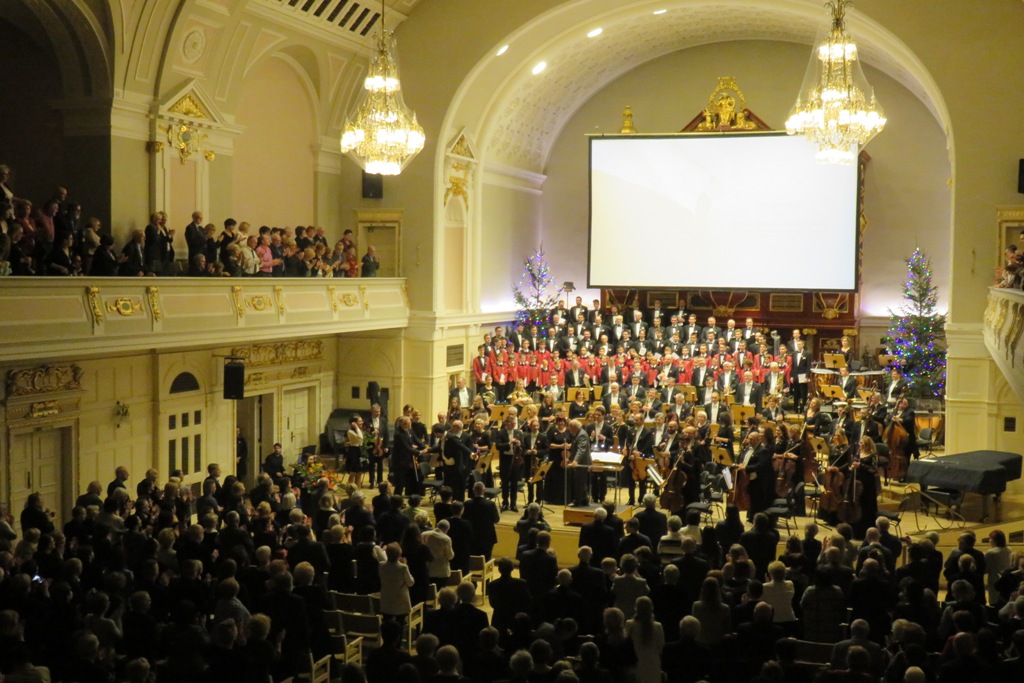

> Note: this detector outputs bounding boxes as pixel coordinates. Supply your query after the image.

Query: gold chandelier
[340,1,425,176]
[785,0,886,165]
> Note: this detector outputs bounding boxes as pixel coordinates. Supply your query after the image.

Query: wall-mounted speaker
[362,171,384,199]
[1018,159,1024,194]
[224,362,245,400]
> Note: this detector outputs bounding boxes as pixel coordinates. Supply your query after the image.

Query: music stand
[857,388,874,402]
[489,404,509,426]
[712,446,733,467]
[809,436,829,459]
[723,394,735,406]
[731,404,754,426]
[819,385,845,402]
[878,354,897,368]
[592,385,604,400]
[529,461,555,513]
[823,353,847,369]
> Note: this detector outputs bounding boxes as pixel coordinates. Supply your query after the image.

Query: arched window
[169,372,200,394]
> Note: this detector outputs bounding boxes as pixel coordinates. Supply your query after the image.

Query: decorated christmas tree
[885,247,946,398]
[512,247,562,335]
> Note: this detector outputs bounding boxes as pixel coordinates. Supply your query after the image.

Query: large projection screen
[588,133,860,291]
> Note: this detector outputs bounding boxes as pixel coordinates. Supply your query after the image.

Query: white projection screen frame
[588,133,861,291]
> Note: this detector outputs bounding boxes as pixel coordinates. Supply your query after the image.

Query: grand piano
[906,451,1023,521]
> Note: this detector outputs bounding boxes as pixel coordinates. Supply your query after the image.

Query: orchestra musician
[850,436,881,537]
[891,396,921,460]
[791,339,811,412]
[538,393,557,430]
[804,399,830,437]
[546,414,572,505]
[885,368,908,405]
[442,419,473,500]
[508,378,533,407]
[587,406,614,504]
[762,362,788,402]
[832,403,856,443]
[762,394,784,422]
[838,366,859,400]
[736,370,764,413]
[495,415,524,512]
[623,412,655,506]
[853,406,882,444]
[734,430,773,520]
[522,417,548,505]
[703,390,734,455]
[470,418,494,488]
[392,415,428,496]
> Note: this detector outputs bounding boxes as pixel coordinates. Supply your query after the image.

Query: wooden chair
[467,555,494,604]
[324,608,344,634]
[297,654,331,683]
[791,638,834,666]
[424,582,438,611]
[341,611,383,649]
[331,592,376,614]
[407,601,425,650]
[446,569,464,586]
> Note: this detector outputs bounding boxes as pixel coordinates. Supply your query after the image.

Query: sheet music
[722,467,734,490]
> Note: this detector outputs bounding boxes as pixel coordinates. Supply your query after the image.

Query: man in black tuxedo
[839,366,859,400]
[704,316,722,343]
[487,557,532,635]
[463,482,500,559]
[570,547,609,634]
[520,531,558,609]
[716,361,738,398]
[736,370,764,413]
[704,391,733,445]
[446,501,474,573]
[853,407,882,444]
[617,517,653,559]
[569,296,587,323]
[625,375,646,402]
[366,403,390,489]
[691,357,710,391]
[602,382,627,412]
[736,431,773,518]
[495,415,523,512]
[564,360,588,388]
[624,413,654,505]
[762,362,788,402]
[391,416,427,496]
[521,417,548,504]
[742,317,758,341]
[578,506,618,564]
[683,314,702,344]
[893,397,920,459]
[785,329,803,355]
[449,376,475,410]
[884,368,908,405]
[442,420,474,500]
[608,316,625,347]
[791,339,812,412]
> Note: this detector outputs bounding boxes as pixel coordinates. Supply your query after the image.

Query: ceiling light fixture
[339,0,425,176]
[785,0,886,165]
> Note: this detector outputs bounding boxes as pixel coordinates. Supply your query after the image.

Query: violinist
[829,417,855,468]
[772,424,803,501]
[849,436,880,537]
[678,426,703,505]
[624,412,655,506]
[867,392,887,424]
[704,390,734,454]
[538,393,557,430]
[692,410,712,466]
[522,417,548,505]
[655,419,682,479]
[832,403,855,443]
[643,388,664,420]
[470,418,494,487]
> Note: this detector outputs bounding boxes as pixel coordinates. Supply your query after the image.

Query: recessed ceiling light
[532,61,547,75]
[496,44,509,56]
[653,9,667,15]
[587,28,603,38]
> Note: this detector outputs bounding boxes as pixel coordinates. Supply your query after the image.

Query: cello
[836,457,864,525]
[883,410,909,481]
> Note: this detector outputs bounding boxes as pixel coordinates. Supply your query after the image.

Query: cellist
[891,396,920,460]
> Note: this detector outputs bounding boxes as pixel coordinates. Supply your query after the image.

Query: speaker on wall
[1018,159,1024,194]
[362,171,384,199]
[224,362,245,400]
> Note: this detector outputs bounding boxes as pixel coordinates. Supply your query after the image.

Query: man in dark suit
[893,396,920,459]
[704,391,734,454]
[704,316,722,343]
[446,500,474,573]
[569,296,587,324]
[257,572,312,679]
[602,382,627,413]
[392,416,427,495]
[603,501,626,538]
[682,314,702,344]
[785,329,803,355]
[738,431,774,518]
[791,339,812,412]
[670,536,710,603]
[570,546,608,634]
[450,581,491,655]
[623,413,654,505]
[488,557,532,634]
[578,507,618,564]
[633,494,668,543]
[690,358,710,391]
[463,481,500,559]
[564,360,588,388]
[617,517,653,559]
[520,531,558,608]
[884,368,908,405]
[287,524,331,579]
[119,228,146,276]
[495,415,523,512]
[366,403,390,489]
[184,210,206,266]
[449,376,475,411]
[736,370,764,413]
[738,512,780,579]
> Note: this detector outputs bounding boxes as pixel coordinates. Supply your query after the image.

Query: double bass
[883,409,910,480]
[836,457,864,525]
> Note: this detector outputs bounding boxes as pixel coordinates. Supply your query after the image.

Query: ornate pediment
[680,76,773,133]
[158,80,228,126]
[7,364,83,397]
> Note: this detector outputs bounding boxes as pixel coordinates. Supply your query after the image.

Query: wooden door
[9,428,66,533]
[282,388,312,458]
[362,224,398,277]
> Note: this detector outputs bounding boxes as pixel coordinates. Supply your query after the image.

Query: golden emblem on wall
[231,286,245,318]
[695,77,759,131]
[29,401,60,418]
[231,340,324,367]
[147,287,163,322]
[359,285,369,311]
[274,286,285,314]
[244,371,267,387]
[7,364,84,397]
[86,286,104,325]
[246,295,273,312]
[107,297,143,316]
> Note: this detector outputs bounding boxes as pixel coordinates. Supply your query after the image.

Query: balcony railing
[983,286,1024,402]
[0,277,409,361]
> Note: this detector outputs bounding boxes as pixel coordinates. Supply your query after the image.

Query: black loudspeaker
[224,362,245,400]
[362,172,384,199]
[367,381,381,404]
[1019,159,1024,194]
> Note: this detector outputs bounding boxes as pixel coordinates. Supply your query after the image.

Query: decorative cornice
[7,364,84,397]
[231,340,324,366]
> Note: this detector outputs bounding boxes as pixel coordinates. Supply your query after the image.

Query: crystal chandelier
[786,0,886,165]
[340,1,425,176]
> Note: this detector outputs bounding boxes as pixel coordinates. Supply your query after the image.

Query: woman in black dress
[850,436,879,538]
[545,415,571,505]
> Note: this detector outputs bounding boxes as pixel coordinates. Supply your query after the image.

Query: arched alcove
[232,55,318,226]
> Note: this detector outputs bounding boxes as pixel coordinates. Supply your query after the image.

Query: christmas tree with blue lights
[885,248,946,398]
[512,247,562,336]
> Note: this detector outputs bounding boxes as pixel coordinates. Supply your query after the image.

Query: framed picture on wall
[997,206,1024,269]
